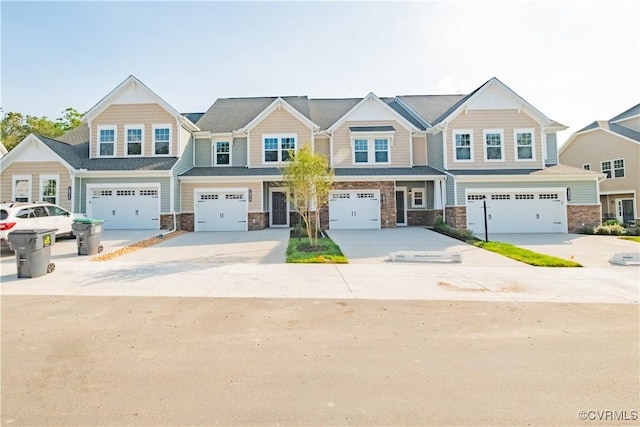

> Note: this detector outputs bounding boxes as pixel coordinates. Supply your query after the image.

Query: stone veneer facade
[407,209,443,227]
[445,206,467,230]
[567,205,602,233]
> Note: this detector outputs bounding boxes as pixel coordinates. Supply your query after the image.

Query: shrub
[624,226,640,236]
[593,223,626,235]
[603,219,621,226]
[577,225,594,235]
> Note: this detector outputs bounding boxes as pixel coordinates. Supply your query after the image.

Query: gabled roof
[82,75,199,131]
[240,97,318,132]
[308,98,361,130]
[57,124,90,145]
[609,103,640,123]
[1,134,78,173]
[429,77,566,131]
[396,95,466,127]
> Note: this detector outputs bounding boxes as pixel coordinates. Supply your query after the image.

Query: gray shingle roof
[381,98,427,130]
[609,103,640,123]
[448,165,598,176]
[397,95,467,125]
[57,124,90,145]
[180,165,445,178]
[181,167,280,177]
[349,126,395,132]
[308,98,361,130]
[183,112,204,124]
[576,119,640,142]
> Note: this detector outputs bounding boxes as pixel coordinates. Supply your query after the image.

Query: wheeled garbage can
[8,228,58,278]
[72,218,105,255]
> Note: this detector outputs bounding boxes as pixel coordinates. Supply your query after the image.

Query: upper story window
[215,141,231,166]
[374,139,389,163]
[412,188,425,207]
[484,129,504,161]
[613,159,625,178]
[98,125,116,157]
[601,161,612,178]
[125,125,144,156]
[263,134,296,164]
[453,130,473,161]
[514,129,535,161]
[354,139,368,163]
[153,125,171,155]
[583,164,591,171]
[351,136,391,165]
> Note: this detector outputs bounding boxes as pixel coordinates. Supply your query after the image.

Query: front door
[272,191,288,226]
[395,189,406,226]
[617,199,635,225]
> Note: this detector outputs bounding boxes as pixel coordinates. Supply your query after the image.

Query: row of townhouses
[3,75,633,234]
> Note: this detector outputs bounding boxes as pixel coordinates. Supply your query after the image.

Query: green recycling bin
[72,218,105,255]
[8,228,57,278]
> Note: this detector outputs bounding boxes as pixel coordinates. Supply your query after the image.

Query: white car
[0,202,77,249]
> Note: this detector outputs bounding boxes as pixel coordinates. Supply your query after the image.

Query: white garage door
[329,190,381,230]
[466,190,567,234]
[195,190,247,231]
[89,187,160,229]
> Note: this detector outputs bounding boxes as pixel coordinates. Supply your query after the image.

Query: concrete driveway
[327,227,522,266]
[490,233,640,268]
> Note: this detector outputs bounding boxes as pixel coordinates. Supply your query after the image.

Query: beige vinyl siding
[615,116,640,132]
[91,104,177,158]
[446,110,541,169]
[315,136,330,158]
[1,161,73,211]
[560,129,639,197]
[332,120,411,168]
[181,181,262,213]
[455,180,598,206]
[248,108,314,167]
[412,135,426,166]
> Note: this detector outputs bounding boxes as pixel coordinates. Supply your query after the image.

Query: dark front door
[395,190,405,225]
[621,199,635,225]
[272,191,288,226]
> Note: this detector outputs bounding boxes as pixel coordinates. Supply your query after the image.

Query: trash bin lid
[73,218,105,224]
[8,228,58,235]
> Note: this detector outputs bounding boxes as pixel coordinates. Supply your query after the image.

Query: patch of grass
[286,236,348,263]
[473,241,582,267]
[619,236,640,243]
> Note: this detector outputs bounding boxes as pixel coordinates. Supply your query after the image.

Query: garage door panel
[195,191,248,232]
[467,191,566,234]
[329,190,380,230]
[89,187,160,230]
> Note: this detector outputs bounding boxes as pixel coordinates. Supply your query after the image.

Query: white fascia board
[454,173,601,183]
[179,174,282,183]
[600,189,637,196]
[75,170,172,178]
[241,97,319,132]
[326,92,419,133]
[611,113,640,125]
[0,134,76,173]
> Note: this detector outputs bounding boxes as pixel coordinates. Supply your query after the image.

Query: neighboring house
[560,104,639,226]
[0,75,602,234]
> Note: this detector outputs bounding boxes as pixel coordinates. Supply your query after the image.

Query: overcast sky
[2,1,639,145]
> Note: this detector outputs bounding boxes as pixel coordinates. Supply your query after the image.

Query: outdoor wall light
[248,189,252,202]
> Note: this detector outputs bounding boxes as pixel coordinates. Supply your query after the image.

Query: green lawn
[619,236,640,243]
[286,236,348,263]
[473,241,582,267]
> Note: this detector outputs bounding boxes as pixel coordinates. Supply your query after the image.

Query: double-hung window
[350,133,392,165]
[613,159,625,178]
[601,161,612,178]
[98,125,116,157]
[40,174,59,204]
[514,129,534,160]
[215,141,231,166]
[453,130,472,161]
[412,188,425,207]
[12,175,31,202]
[484,129,503,161]
[153,125,171,155]
[125,125,144,156]
[263,134,296,163]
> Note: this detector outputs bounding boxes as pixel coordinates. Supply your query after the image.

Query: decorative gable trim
[240,97,319,133]
[0,134,75,173]
[431,77,567,133]
[326,92,419,133]
[82,75,199,131]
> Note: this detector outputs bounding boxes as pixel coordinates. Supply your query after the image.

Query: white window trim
[125,124,145,157]
[582,163,591,171]
[483,129,505,162]
[613,158,625,178]
[152,124,172,157]
[452,129,474,162]
[513,128,536,162]
[349,132,393,165]
[40,174,60,205]
[213,140,233,167]
[411,187,425,208]
[97,125,117,158]
[12,174,32,202]
[262,133,297,164]
[601,160,612,179]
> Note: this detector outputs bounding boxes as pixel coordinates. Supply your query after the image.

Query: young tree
[280,145,334,247]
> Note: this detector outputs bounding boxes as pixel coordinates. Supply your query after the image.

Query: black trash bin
[72,218,105,255]
[8,228,58,278]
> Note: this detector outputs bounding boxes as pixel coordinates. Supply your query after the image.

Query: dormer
[82,76,198,159]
